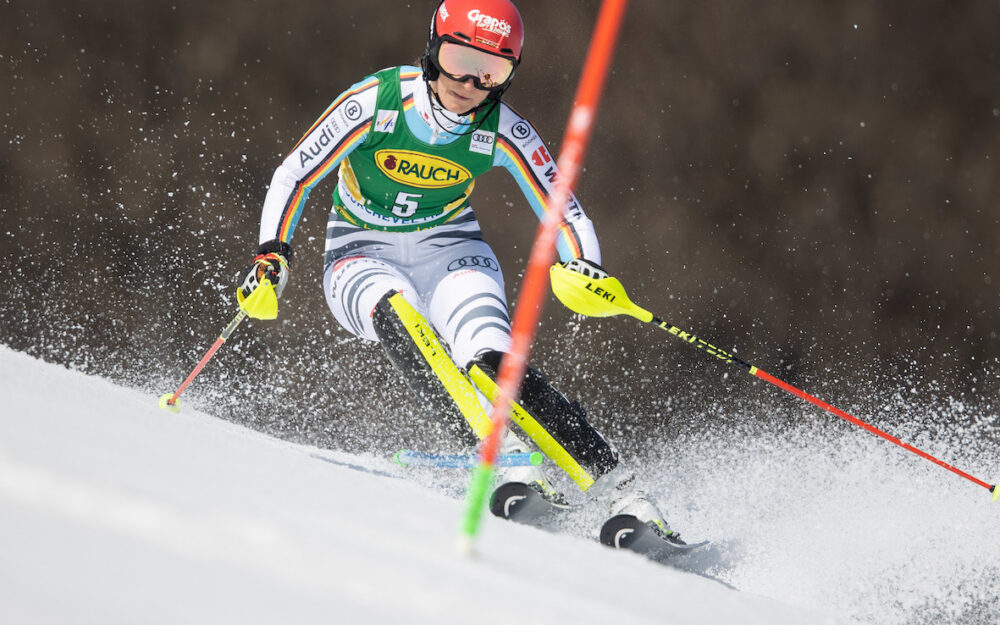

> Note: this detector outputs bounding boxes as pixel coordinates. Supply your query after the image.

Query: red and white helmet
[422,0,524,94]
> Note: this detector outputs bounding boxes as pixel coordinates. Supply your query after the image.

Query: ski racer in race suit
[239,0,682,540]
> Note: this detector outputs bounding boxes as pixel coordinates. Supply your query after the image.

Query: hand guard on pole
[561,258,609,280]
[551,258,627,317]
[236,239,291,320]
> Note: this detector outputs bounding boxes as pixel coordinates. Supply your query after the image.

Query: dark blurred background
[2,1,999,454]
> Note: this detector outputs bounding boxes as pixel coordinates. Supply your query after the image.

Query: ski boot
[489,432,570,524]
[592,468,686,545]
[609,489,686,545]
[494,431,566,504]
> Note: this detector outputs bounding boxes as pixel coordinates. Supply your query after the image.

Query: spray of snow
[2,344,997,624]
[0,346,830,625]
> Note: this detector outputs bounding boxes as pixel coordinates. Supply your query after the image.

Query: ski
[489,482,573,527]
[599,514,709,560]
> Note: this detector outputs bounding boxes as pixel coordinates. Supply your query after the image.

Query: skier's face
[433,73,489,114]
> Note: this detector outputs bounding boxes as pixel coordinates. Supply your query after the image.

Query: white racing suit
[256,65,633,490]
[324,207,509,368]
[258,65,600,369]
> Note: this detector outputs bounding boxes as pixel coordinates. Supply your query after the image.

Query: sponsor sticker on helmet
[468,9,512,38]
[375,149,473,189]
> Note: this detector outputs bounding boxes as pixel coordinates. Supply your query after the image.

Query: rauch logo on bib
[375,150,472,189]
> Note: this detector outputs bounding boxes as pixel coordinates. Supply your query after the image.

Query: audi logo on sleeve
[447,255,499,272]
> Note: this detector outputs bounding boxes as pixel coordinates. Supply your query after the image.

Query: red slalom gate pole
[459,0,631,549]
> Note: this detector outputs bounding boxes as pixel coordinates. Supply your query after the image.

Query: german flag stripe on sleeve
[496,136,584,259]
[276,119,371,241]
[285,76,379,158]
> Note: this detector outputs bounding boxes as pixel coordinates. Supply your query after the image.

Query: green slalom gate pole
[457,0,633,552]
[549,263,1000,502]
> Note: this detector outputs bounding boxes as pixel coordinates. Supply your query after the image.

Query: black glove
[561,258,608,280]
[238,239,292,301]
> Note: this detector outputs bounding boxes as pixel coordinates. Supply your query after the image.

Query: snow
[3,345,998,624]
[0,346,831,625]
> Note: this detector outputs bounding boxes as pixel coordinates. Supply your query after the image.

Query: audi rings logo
[447,255,498,272]
[470,129,495,155]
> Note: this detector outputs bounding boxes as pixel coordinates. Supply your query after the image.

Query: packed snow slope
[0,347,827,625]
[3,345,999,624]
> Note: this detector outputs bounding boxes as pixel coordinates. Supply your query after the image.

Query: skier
[238,0,684,543]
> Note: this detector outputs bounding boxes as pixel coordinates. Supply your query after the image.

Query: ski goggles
[435,41,516,90]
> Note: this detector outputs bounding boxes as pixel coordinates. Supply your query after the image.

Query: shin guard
[468,350,619,491]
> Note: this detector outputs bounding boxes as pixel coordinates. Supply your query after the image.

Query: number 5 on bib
[392,191,422,217]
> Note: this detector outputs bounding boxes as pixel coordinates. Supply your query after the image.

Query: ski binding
[489,482,572,527]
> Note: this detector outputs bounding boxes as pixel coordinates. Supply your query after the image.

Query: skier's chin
[441,92,484,115]
[432,78,488,115]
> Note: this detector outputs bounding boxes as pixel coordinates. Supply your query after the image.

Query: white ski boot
[609,489,685,545]
[594,468,686,545]
[495,431,565,504]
